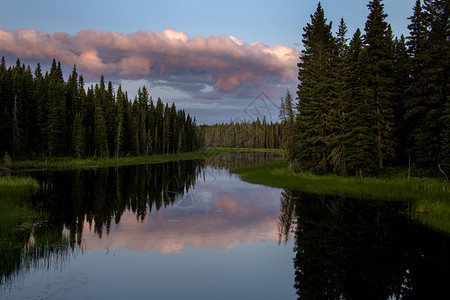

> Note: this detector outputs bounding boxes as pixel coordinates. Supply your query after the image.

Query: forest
[198,119,282,149]
[280,0,449,177]
[0,0,448,180]
[0,58,201,159]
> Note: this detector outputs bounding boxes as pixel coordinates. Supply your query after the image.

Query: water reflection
[1,155,285,287]
[2,153,450,299]
[278,191,450,299]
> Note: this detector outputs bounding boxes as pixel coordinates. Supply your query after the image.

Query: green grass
[8,151,217,170]
[232,158,450,233]
[232,158,449,201]
[0,175,40,197]
[0,175,40,233]
[6,148,283,171]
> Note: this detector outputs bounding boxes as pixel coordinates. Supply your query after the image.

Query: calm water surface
[1,153,449,299]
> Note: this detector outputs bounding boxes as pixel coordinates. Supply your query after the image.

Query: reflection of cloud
[0,28,299,96]
[75,187,282,254]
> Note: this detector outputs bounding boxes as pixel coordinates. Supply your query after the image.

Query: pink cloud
[0,28,299,94]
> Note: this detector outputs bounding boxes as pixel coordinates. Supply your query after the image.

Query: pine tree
[328,18,351,175]
[392,35,410,164]
[115,85,128,157]
[364,0,396,169]
[296,2,335,170]
[406,0,449,167]
[279,91,297,165]
[344,29,378,176]
[94,84,108,158]
[47,59,66,156]
[72,112,85,158]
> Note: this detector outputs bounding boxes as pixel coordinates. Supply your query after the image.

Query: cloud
[0,28,299,96]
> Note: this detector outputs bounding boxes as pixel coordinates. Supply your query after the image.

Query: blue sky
[1,0,416,124]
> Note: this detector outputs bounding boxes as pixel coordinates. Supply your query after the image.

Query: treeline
[0,58,200,159]
[198,118,282,149]
[283,0,449,176]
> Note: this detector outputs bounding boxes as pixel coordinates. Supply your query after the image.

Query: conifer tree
[392,35,410,163]
[406,0,449,167]
[72,112,85,158]
[364,0,396,169]
[344,29,378,176]
[328,18,351,175]
[279,91,297,165]
[296,2,335,170]
[94,84,108,158]
[47,59,66,156]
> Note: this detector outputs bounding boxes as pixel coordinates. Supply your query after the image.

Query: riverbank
[2,148,284,171]
[3,151,215,171]
[232,158,450,233]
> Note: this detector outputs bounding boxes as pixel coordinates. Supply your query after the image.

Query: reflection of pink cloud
[70,188,282,254]
[0,28,299,94]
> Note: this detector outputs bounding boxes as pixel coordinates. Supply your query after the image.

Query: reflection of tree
[1,160,203,286]
[279,190,450,299]
[277,190,296,244]
[30,160,203,244]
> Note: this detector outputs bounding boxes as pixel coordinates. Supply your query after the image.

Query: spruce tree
[279,91,297,165]
[406,0,449,167]
[344,29,378,176]
[392,35,410,164]
[364,0,396,169]
[94,84,108,158]
[296,2,335,170]
[328,18,351,175]
[46,59,66,156]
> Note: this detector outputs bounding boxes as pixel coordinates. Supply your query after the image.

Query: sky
[0,0,416,124]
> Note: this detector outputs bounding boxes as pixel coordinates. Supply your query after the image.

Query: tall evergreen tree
[94,84,108,158]
[406,0,449,167]
[344,29,378,176]
[328,18,351,175]
[364,0,396,169]
[279,91,297,165]
[47,59,66,156]
[296,2,335,170]
[392,35,410,164]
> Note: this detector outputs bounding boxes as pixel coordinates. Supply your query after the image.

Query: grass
[232,158,450,233]
[232,158,449,201]
[0,175,41,238]
[0,175,40,197]
[5,148,284,171]
[7,151,216,170]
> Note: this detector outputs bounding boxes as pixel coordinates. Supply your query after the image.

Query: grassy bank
[232,158,449,201]
[232,158,450,233]
[6,151,217,170]
[4,148,283,171]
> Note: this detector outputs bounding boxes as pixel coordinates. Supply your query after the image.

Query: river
[1,153,449,299]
